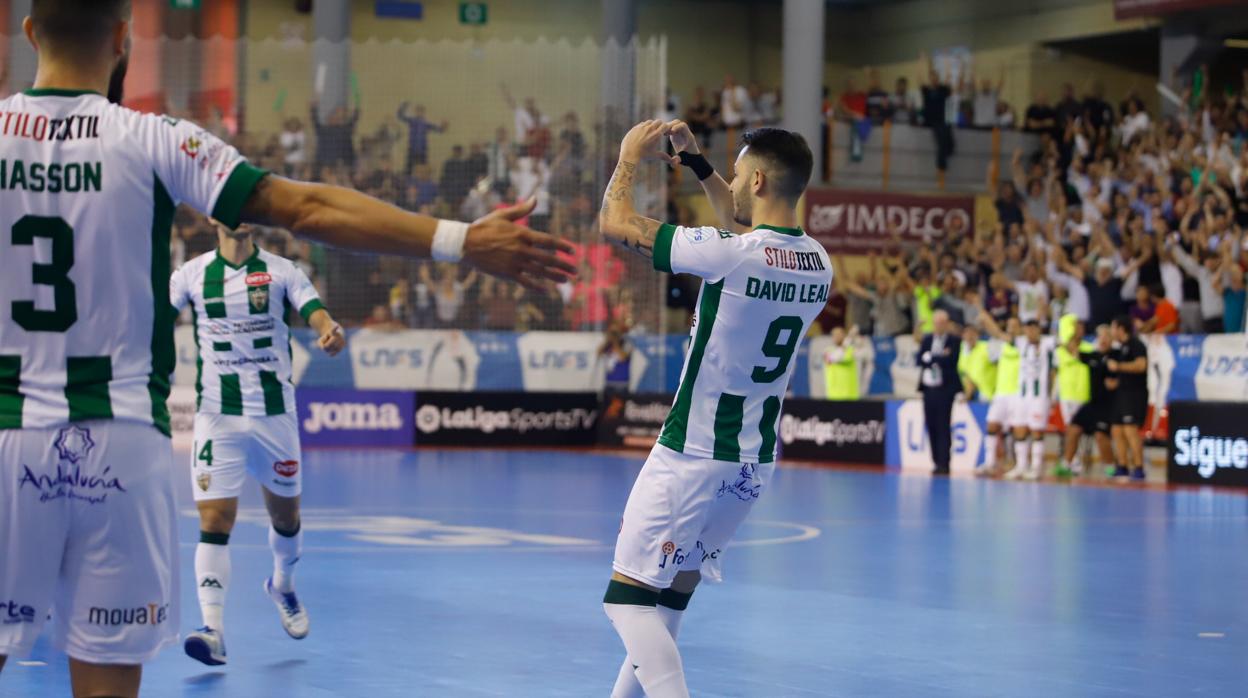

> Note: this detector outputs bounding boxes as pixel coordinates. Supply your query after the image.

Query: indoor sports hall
[1,0,1247,696]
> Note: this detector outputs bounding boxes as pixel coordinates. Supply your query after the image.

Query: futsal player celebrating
[170,221,345,665]
[0,3,572,695]
[976,315,1022,477]
[979,313,1057,481]
[598,119,832,697]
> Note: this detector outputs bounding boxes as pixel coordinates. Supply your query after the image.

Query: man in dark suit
[917,310,961,475]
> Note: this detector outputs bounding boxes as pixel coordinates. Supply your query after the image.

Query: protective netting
[10,34,668,333]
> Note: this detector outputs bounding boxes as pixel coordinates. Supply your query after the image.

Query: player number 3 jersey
[170,249,322,417]
[0,89,267,435]
[652,223,832,464]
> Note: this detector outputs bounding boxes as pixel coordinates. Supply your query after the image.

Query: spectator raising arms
[397,102,447,174]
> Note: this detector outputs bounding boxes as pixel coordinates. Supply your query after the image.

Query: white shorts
[613,445,774,589]
[986,394,1017,428]
[0,421,180,665]
[1013,396,1051,432]
[191,412,302,501]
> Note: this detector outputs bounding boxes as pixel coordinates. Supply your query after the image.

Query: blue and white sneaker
[265,577,309,639]
[184,626,227,666]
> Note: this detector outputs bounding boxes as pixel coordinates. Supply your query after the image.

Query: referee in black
[917,310,961,475]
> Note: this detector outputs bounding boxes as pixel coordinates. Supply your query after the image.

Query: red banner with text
[803,188,974,255]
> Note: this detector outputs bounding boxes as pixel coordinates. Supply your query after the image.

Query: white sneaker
[184,626,227,666]
[1024,466,1042,481]
[974,464,995,478]
[1003,465,1026,480]
[265,577,310,640]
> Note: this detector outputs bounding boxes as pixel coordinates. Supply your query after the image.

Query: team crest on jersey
[180,136,202,159]
[248,284,270,313]
[196,471,212,492]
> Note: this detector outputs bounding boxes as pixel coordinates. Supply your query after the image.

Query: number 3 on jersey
[751,316,803,384]
[11,215,78,332]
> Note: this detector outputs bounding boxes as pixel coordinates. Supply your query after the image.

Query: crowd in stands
[170,86,658,332]
[165,57,1248,346]
[814,64,1248,342]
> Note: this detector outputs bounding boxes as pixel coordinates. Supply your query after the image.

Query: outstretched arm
[598,121,668,260]
[240,176,575,287]
[665,119,748,234]
[307,308,346,357]
[976,305,1009,341]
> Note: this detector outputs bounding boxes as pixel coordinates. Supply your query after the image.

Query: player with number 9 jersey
[596,121,830,697]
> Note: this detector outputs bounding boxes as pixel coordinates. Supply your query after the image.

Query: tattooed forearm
[600,159,663,261]
[605,161,637,203]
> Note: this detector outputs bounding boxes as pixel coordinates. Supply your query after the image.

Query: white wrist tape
[432,219,470,263]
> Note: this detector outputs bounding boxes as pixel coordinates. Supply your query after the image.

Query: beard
[107,52,129,105]
[731,187,753,228]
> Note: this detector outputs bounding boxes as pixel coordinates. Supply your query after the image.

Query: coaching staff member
[917,310,961,475]
[1108,315,1148,482]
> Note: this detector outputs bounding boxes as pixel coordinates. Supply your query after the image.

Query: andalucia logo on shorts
[54,425,95,464]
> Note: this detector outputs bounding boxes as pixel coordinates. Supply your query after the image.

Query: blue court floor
[3,449,1247,697]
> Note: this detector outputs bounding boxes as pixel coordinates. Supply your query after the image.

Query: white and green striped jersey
[1017,336,1057,399]
[0,88,267,435]
[170,248,323,416]
[652,223,832,464]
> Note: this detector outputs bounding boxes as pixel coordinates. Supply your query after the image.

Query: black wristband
[678,151,714,181]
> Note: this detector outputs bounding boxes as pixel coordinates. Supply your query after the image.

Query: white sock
[1014,440,1030,472]
[984,433,1000,468]
[269,524,303,593]
[195,535,231,632]
[1031,440,1046,472]
[603,582,689,698]
[612,598,687,698]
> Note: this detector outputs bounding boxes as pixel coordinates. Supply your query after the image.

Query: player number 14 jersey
[171,248,323,417]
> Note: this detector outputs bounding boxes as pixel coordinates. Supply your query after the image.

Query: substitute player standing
[598,120,831,698]
[976,315,1022,477]
[981,315,1056,481]
[0,3,573,695]
[170,221,345,665]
